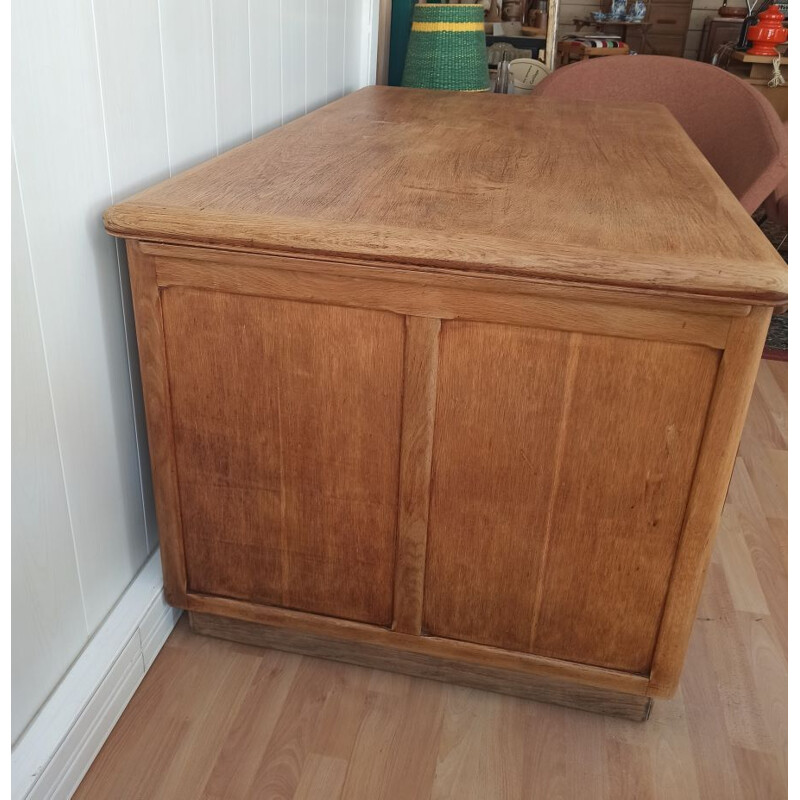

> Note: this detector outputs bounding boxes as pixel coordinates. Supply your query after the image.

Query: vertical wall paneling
[212,0,253,151]
[345,0,366,91]
[11,149,89,744]
[94,0,172,552]
[306,0,329,111]
[11,0,378,750]
[281,0,308,121]
[92,0,171,199]
[158,0,218,172]
[250,0,284,134]
[365,0,381,84]
[327,0,347,100]
[11,0,149,634]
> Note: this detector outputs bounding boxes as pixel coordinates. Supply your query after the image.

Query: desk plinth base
[188,611,653,722]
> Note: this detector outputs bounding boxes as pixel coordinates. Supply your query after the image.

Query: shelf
[731,49,788,63]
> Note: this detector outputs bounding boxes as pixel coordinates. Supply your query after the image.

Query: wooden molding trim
[140,240,756,316]
[11,551,181,800]
[647,306,773,695]
[126,241,188,605]
[189,611,653,721]
[183,592,650,696]
[104,202,786,305]
[153,254,732,349]
[393,316,440,634]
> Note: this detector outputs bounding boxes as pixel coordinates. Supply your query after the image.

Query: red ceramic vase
[746,4,788,57]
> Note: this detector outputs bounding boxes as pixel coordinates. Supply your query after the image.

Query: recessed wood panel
[161,288,404,625]
[529,334,719,672]
[424,323,576,653]
[424,321,719,673]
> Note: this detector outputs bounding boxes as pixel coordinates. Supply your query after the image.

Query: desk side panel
[424,321,720,673]
[159,287,405,625]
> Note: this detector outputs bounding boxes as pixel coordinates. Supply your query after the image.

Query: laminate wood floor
[75,360,788,800]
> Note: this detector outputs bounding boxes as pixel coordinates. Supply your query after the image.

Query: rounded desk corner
[645,669,683,699]
[163,585,189,611]
[102,205,125,237]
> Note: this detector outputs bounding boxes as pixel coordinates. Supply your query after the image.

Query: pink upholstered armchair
[764,177,788,229]
[531,56,788,215]
[763,123,789,230]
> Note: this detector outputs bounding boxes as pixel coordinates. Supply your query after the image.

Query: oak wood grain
[185,592,650,696]
[424,321,719,672]
[125,241,187,605]
[107,86,784,722]
[393,316,440,635]
[104,87,787,305]
[189,611,653,721]
[153,253,733,348]
[71,362,789,800]
[647,306,773,694]
[160,288,405,624]
[529,333,719,673]
[142,241,753,318]
[423,323,574,653]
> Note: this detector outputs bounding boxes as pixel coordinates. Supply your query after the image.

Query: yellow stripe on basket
[411,21,485,31]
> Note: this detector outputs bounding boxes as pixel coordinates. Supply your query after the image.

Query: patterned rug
[764,311,788,361]
[754,214,788,361]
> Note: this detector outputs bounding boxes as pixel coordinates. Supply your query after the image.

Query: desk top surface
[105,86,787,304]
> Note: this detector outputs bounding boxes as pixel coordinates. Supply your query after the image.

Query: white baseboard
[11,549,182,800]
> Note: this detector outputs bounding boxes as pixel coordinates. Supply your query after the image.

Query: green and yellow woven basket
[402,3,490,92]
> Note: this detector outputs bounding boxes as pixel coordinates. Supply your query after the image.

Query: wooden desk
[105,87,787,720]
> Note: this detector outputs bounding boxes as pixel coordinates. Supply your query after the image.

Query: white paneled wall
[307,0,329,110]
[160,0,219,172]
[12,0,150,648]
[11,153,88,749]
[212,0,253,150]
[11,0,378,746]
